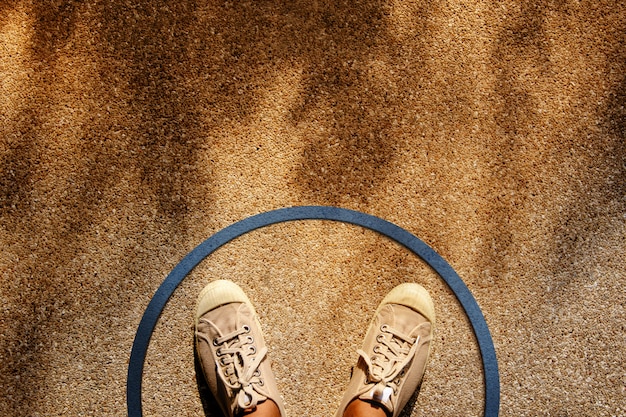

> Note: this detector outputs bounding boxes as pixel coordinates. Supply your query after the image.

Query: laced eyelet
[212,338,219,346]
[216,348,223,356]
[253,370,261,377]
[373,345,381,354]
[380,324,389,332]
[246,336,254,344]
[220,357,228,365]
[376,334,385,343]
[243,325,251,333]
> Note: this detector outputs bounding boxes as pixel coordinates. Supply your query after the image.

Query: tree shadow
[479,1,554,287]
[482,0,626,293]
[287,0,430,206]
[1,1,211,414]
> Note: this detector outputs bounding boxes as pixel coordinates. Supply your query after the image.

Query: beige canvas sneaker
[335,283,436,417]
[195,280,286,417]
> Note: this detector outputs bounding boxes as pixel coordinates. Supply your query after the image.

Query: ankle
[238,399,281,417]
[343,399,389,417]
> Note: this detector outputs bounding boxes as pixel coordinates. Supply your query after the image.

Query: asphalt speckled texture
[1,1,625,416]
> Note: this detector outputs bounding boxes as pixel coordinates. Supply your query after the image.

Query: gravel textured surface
[1,1,625,416]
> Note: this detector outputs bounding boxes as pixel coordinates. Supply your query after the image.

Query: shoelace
[197,321,268,411]
[357,323,429,395]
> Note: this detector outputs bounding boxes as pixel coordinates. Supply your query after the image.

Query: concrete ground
[1,1,624,416]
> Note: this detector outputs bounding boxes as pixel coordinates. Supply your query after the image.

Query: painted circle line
[127,206,500,416]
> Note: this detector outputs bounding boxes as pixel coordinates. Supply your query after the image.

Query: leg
[335,283,436,417]
[195,280,286,417]
[240,399,281,417]
[343,399,388,417]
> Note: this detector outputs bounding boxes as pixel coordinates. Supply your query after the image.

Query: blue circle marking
[127,206,500,416]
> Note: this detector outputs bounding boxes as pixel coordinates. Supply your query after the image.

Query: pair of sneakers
[195,280,435,417]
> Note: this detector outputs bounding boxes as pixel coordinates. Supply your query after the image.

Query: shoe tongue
[359,383,394,414]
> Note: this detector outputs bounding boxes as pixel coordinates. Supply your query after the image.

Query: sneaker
[335,283,436,417]
[195,280,286,417]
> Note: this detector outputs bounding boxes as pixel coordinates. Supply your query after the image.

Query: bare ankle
[239,399,281,417]
[343,399,388,417]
